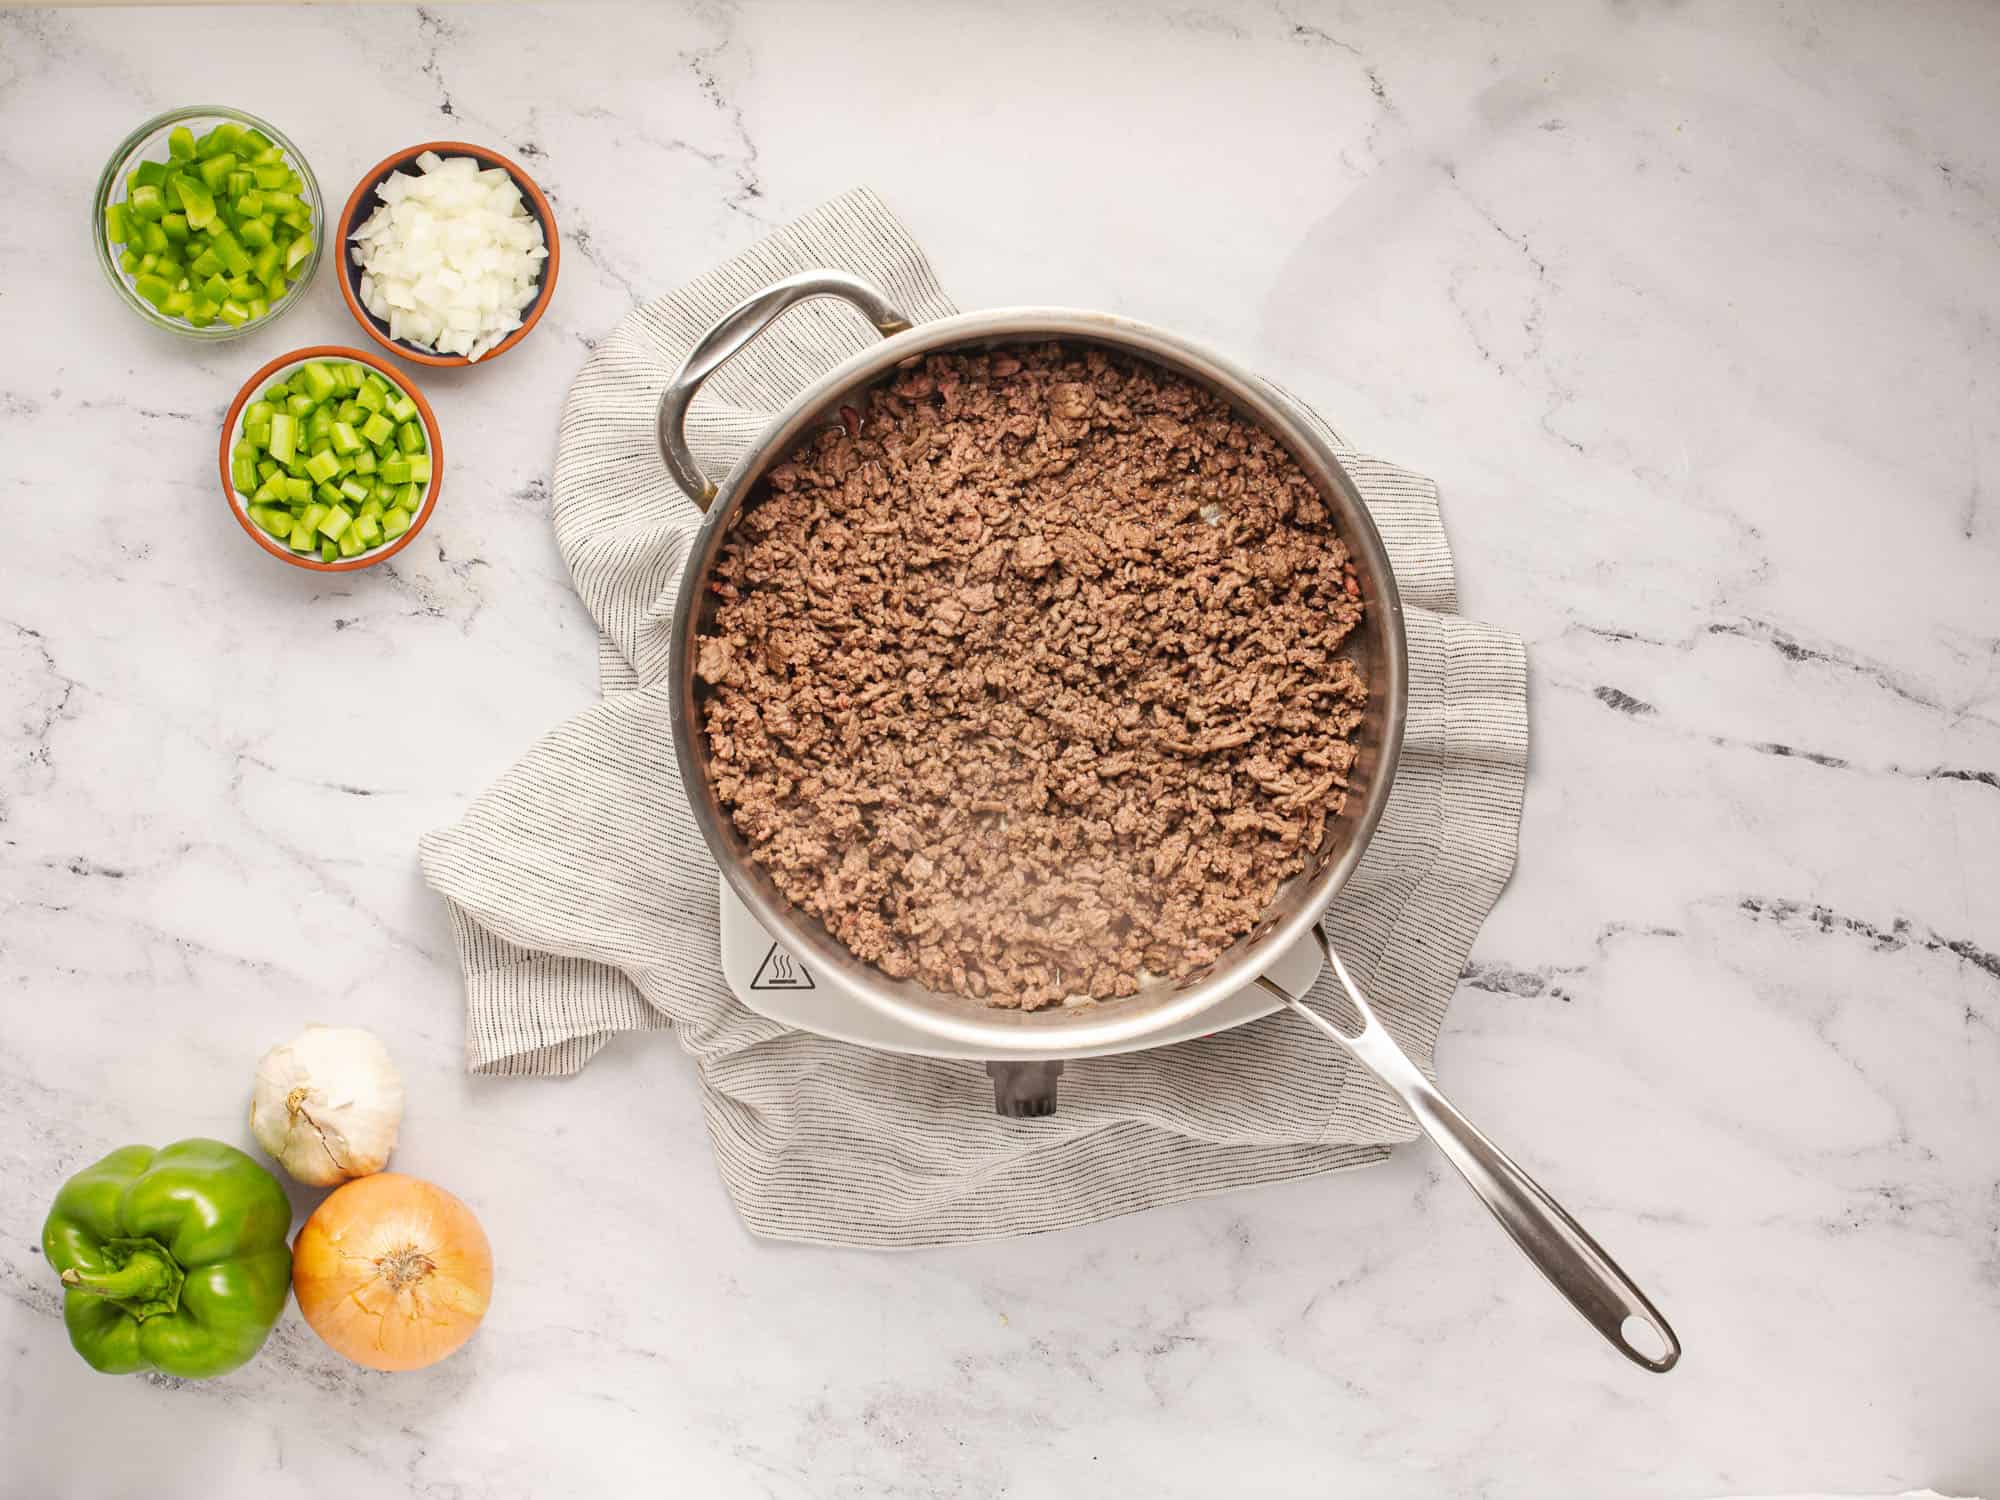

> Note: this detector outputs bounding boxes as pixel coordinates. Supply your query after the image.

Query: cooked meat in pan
[696,342,1367,1009]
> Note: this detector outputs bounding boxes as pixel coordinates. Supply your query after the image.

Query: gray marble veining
[1,2,1996,1496]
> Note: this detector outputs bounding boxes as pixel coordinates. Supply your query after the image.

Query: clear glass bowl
[93,106,324,341]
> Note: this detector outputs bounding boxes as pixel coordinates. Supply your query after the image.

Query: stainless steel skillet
[656,270,1679,1372]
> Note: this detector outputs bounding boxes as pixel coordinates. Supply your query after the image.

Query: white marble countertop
[3,3,1996,1496]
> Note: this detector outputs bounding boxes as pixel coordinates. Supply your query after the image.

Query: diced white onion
[349,154,547,362]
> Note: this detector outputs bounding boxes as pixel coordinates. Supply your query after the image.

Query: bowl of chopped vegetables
[220,346,442,571]
[337,141,559,366]
[94,106,323,339]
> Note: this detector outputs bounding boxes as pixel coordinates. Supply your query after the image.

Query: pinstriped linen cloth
[418,188,1529,1247]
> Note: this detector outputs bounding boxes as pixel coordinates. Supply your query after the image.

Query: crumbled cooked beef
[697,343,1367,1009]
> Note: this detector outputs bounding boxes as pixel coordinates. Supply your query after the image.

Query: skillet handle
[656,269,913,511]
[1261,928,1682,1374]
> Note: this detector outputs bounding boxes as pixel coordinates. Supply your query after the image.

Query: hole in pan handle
[1258,924,1683,1374]
[656,269,913,511]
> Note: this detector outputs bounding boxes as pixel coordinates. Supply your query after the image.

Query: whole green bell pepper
[42,1139,293,1379]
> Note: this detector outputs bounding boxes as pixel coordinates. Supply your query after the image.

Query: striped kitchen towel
[419,188,1529,1247]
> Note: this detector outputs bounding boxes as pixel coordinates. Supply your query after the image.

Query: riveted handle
[655,269,913,511]
[1260,926,1683,1373]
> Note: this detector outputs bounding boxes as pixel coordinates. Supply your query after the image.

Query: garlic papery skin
[250,1026,405,1187]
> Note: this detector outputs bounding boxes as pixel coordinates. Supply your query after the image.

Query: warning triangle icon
[750,943,815,991]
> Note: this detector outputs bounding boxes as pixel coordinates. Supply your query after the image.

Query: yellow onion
[292,1173,492,1372]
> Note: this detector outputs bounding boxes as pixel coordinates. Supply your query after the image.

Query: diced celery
[382,506,413,541]
[355,382,387,417]
[249,504,290,538]
[397,482,421,509]
[231,454,259,493]
[335,526,363,559]
[406,453,433,485]
[395,422,424,455]
[331,422,363,456]
[285,393,315,420]
[256,459,279,483]
[288,517,317,552]
[354,448,378,476]
[299,363,337,402]
[359,412,395,448]
[380,457,411,485]
[314,481,342,507]
[337,476,369,505]
[261,381,290,402]
[335,398,362,425]
[306,408,334,447]
[269,412,297,465]
[319,505,353,541]
[304,449,341,484]
[318,536,338,564]
[353,512,384,547]
[284,477,312,504]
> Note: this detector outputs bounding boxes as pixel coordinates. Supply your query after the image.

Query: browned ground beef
[696,343,1367,1009]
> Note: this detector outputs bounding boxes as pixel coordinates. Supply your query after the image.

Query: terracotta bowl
[336,140,559,367]
[219,344,444,572]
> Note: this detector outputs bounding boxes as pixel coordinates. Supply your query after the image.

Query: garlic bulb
[250,1026,404,1186]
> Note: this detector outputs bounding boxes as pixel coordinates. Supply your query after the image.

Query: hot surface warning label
[750,944,815,991]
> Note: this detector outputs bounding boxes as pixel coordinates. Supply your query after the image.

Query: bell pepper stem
[59,1240,184,1318]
